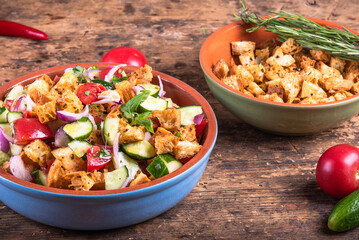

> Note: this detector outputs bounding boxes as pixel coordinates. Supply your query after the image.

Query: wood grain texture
[1,0,359,239]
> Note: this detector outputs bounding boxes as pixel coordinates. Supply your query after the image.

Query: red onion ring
[57,105,89,122]
[88,114,97,131]
[9,155,32,181]
[144,131,151,141]
[104,64,126,82]
[193,114,204,125]
[0,130,10,153]
[132,85,145,95]
[92,91,122,105]
[112,132,121,169]
[0,127,14,143]
[157,75,166,97]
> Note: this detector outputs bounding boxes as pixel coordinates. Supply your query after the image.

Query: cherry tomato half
[76,83,106,105]
[195,118,208,137]
[13,118,54,145]
[100,46,147,67]
[87,146,112,172]
[316,144,359,198]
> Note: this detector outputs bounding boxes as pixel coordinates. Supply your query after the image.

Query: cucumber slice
[0,123,12,137]
[178,105,203,126]
[63,117,93,140]
[138,83,160,96]
[31,169,48,186]
[137,96,167,113]
[68,140,92,158]
[146,154,183,179]
[103,118,119,146]
[7,112,23,123]
[164,98,174,108]
[114,152,141,180]
[0,107,9,123]
[5,85,25,102]
[10,143,23,156]
[120,140,156,160]
[105,166,129,190]
[0,150,10,166]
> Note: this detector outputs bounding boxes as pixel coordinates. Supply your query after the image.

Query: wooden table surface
[1,0,359,239]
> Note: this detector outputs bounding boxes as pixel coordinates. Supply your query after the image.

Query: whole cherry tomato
[13,118,54,145]
[76,83,106,105]
[87,146,112,172]
[316,144,359,198]
[100,46,147,67]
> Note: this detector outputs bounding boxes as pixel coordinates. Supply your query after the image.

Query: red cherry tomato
[99,66,124,81]
[13,118,54,145]
[195,118,208,137]
[53,75,61,85]
[76,83,106,105]
[179,157,192,164]
[87,146,112,172]
[100,46,147,67]
[22,110,37,118]
[316,144,359,198]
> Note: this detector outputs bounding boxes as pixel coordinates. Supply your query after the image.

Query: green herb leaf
[95,148,111,158]
[131,116,154,133]
[112,75,128,85]
[174,131,180,138]
[84,91,90,96]
[92,80,114,90]
[89,104,99,111]
[72,65,85,77]
[202,28,207,35]
[121,90,151,120]
[88,65,99,70]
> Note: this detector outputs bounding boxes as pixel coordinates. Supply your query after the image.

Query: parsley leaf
[88,65,99,70]
[121,90,151,120]
[131,112,154,133]
[112,75,128,85]
[84,91,90,96]
[72,65,85,77]
[95,148,111,158]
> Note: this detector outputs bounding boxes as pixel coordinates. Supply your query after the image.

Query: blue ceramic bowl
[0,63,217,230]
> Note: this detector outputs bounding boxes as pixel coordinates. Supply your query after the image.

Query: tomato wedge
[87,146,112,172]
[195,118,208,137]
[13,118,54,144]
[76,83,106,105]
[22,110,37,118]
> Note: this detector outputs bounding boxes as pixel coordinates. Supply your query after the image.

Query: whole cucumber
[328,189,359,232]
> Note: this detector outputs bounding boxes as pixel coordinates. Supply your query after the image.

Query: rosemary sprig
[234,1,359,61]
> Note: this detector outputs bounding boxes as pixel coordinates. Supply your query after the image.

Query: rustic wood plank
[1,0,359,239]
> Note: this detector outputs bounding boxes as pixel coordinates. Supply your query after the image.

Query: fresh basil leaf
[112,76,128,85]
[121,90,151,120]
[132,117,154,133]
[73,65,85,77]
[92,80,114,90]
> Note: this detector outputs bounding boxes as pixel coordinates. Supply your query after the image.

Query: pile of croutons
[213,38,359,104]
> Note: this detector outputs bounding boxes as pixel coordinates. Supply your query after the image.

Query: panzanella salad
[0,65,207,191]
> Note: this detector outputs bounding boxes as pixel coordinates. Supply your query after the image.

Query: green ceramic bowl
[200,19,359,136]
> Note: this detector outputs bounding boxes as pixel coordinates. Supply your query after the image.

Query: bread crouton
[280,38,302,55]
[235,65,254,88]
[334,92,348,101]
[180,125,197,142]
[298,81,327,99]
[242,89,254,97]
[89,104,106,120]
[56,89,83,113]
[258,93,284,103]
[115,80,136,103]
[352,81,359,94]
[264,64,286,81]
[86,130,104,145]
[55,71,78,94]
[23,140,51,167]
[231,41,256,55]
[68,171,95,191]
[34,100,57,123]
[173,141,202,160]
[222,75,242,91]
[310,50,331,63]
[118,126,145,144]
[316,61,342,79]
[247,81,265,97]
[318,96,336,103]
[330,56,346,73]
[47,159,71,189]
[321,77,353,92]
[152,109,181,132]
[128,64,153,85]
[239,51,256,66]
[129,172,151,187]
[90,170,106,190]
[26,78,50,104]
[279,73,302,102]
[1,161,10,173]
[246,64,265,83]
[267,86,284,100]
[301,66,323,85]
[148,127,172,146]
[266,47,295,67]
[213,59,229,79]
[344,69,359,83]
[255,47,269,64]
[300,97,318,104]
[154,133,179,155]
[52,147,86,172]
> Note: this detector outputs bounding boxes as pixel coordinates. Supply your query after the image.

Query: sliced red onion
[144,131,151,141]
[9,155,32,181]
[100,121,105,143]
[157,75,166,97]
[0,127,14,143]
[92,91,122,105]
[121,176,131,188]
[112,132,121,169]
[109,103,121,111]
[25,94,36,111]
[0,130,10,153]
[64,68,73,73]
[104,64,127,82]
[11,95,26,112]
[132,85,145,95]
[88,114,97,131]
[88,70,101,80]
[5,99,13,109]
[54,125,70,147]
[57,105,89,122]
[193,114,204,125]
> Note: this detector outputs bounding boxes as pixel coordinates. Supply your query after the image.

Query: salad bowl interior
[0,63,217,229]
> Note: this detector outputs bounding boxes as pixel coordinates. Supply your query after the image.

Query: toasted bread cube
[318,96,336,103]
[316,61,342,79]
[239,51,256,66]
[119,126,145,144]
[264,64,286,81]
[115,80,136,103]
[56,71,78,94]
[213,59,229,79]
[330,56,346,73]
[129,172,151,187]
[56,89,83,113]
[47,159,71,189]
[258,93,284,103]
[345,61,359,73]
[68,171,95,191]
[344,68,359,83]
[255,47,270,64]
[266,47,295,67]
[301,66,323,85]
[1,161,10,173]
[247,81,265,97]
[222,75,242,91]
[300,97,318,104]
[173,141,202,160]
[34,100,57,123]
[52,147,86,172]
[280,38,302,55]
[267,85,284,100]
[179,125,197,142]
[246,64,265,83]
[236,65,254,88]
[86,130,104,145]
[231,41,256,55]
[128,64,153,85]
[310,50,331,63]
[352,81,359,94]
[23,140,51,167]
[334,92,348,101]
[321,77,353,92]
[148,127,172,146]
[154,133,179,155]
[26,78,50,104]
[279,73,302,102]
[299,81,327,99]
[242,89,254,97]
[152,109,181,132]
[299,55,316,69]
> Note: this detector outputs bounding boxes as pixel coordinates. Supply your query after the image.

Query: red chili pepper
[0,20,49,40]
